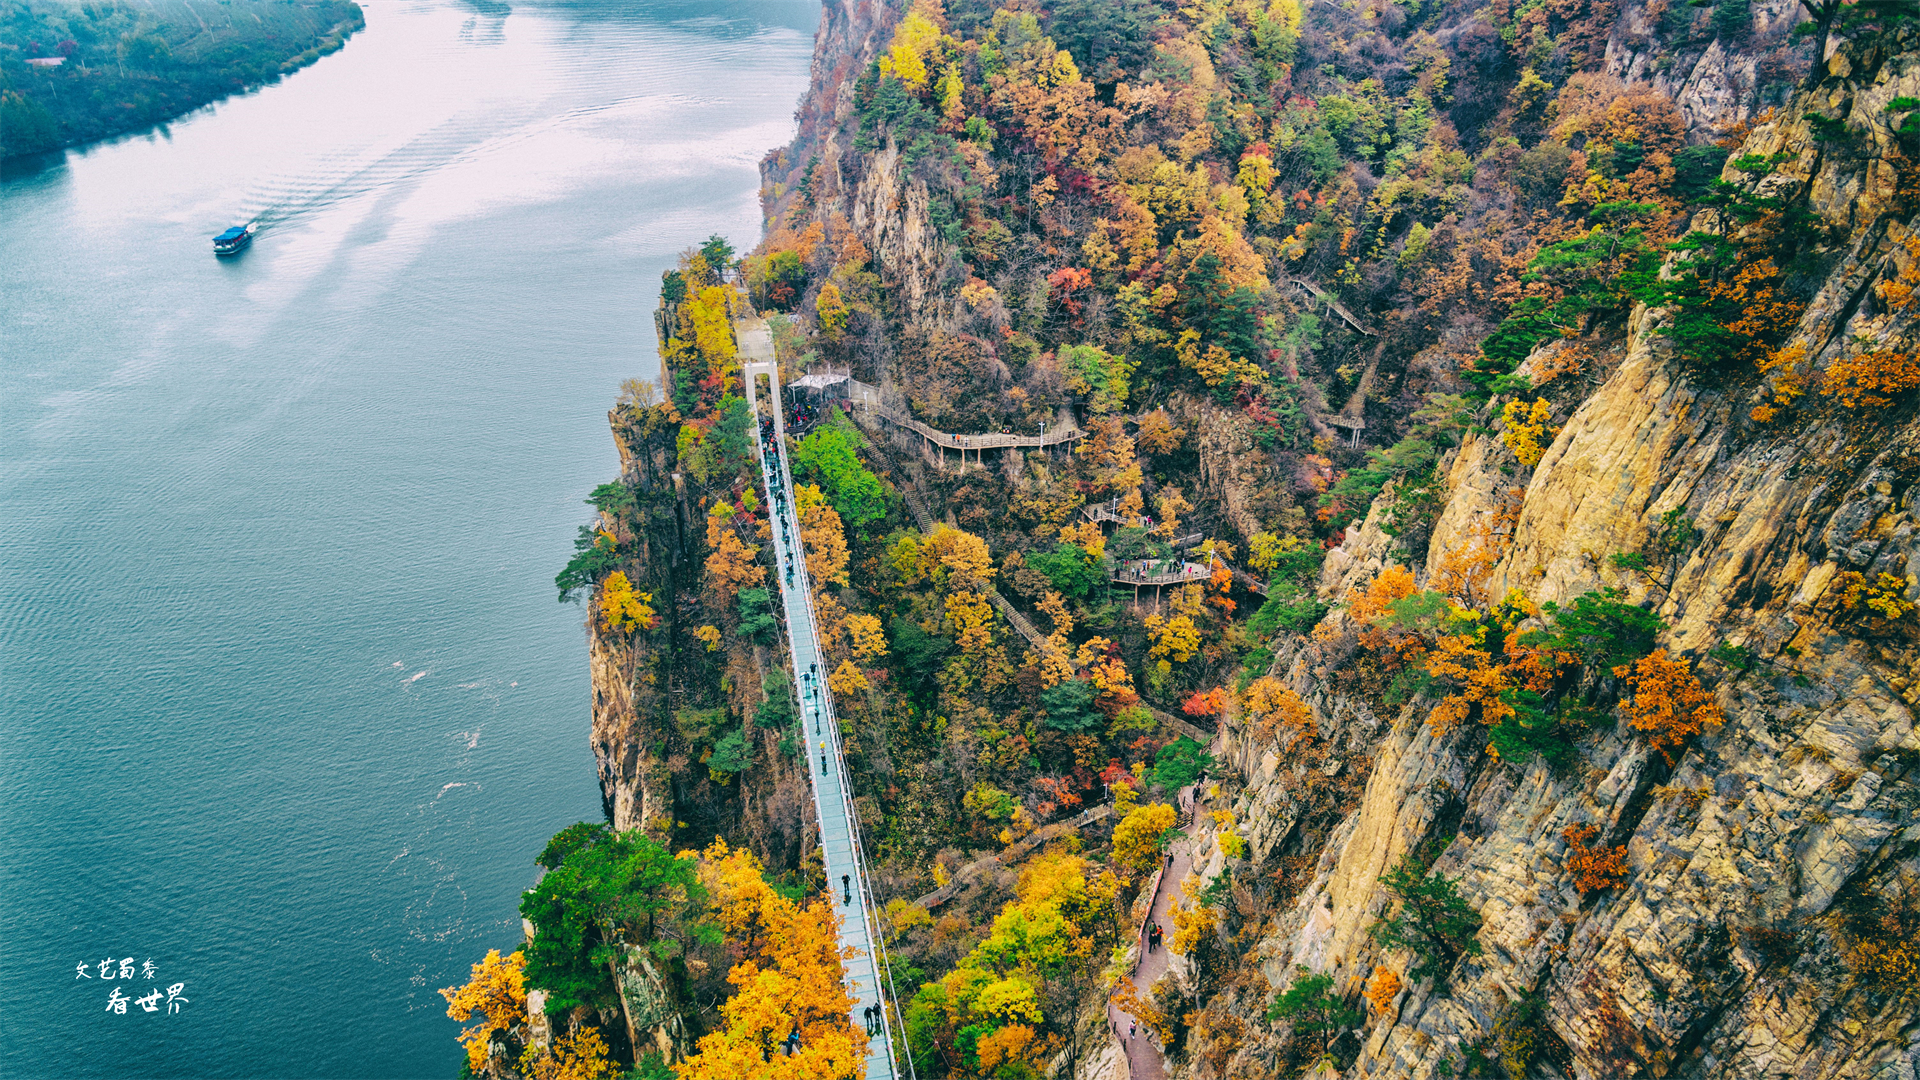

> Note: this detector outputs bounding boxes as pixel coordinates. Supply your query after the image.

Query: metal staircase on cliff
[738,319,910,1080]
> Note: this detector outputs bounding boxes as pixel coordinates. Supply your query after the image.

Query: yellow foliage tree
[877,1,942,88]
[1175,328,1263,388]
[440,948,526,1076]
[687,285,738,382]
[1059,520,1106,558]
[944,590,996,653]
[1246,530,1304,574]
[678,841,862,1080]
[1499,398,1558,468]
[845,613,888,660]
[1037,590,1073,641]
[1617,648,1719,764]
[829,659,871,695]
[924,524,996,589]
[598,571,659,632]
[1244,677,1313,741]
[815,282,849,340]
[975,977,1045,1023]
[1143,613,1201,668]
[1152,486,1193,539]
[695,624,723,652]
[1834,571,1917,621]
[520,1023,618,1080]
[1112,802,1178,876]
[1167,877,1218,955]
[884,533,925,586]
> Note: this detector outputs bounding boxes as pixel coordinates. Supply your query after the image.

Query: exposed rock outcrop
[1602,0,1811,137]
[1162,33,1920,1080]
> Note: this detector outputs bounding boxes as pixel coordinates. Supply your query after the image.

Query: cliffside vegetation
[448,0,1920,1077]
[0,0,363,158]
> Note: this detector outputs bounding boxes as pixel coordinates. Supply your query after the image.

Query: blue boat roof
[214,227,248,240]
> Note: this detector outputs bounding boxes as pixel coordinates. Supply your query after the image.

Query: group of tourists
[786,400,825,435]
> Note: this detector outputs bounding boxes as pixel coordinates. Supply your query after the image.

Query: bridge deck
[742,325,903,1080]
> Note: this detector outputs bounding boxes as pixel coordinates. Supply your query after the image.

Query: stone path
[1109,786,1206,1080]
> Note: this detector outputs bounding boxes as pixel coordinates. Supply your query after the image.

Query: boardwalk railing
[910,803,1115,909]
[1287,276,1375,336]
[841,378,1085,450]
[1112,560,1214,587]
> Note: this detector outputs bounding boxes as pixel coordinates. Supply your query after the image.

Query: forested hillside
[443,0,1919,1077]
[0,0,362,158]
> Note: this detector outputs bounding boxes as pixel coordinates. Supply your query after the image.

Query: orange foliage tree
[796,484,851,588]
[705,503,767,602]
[1821,350,1920,409]
[1562,823,1627,893]
[1346,565,1418,623]
[1364,966,1402,1013]
[1617,648,1719,763]
[678,841,863,1080]
[1182,687,1228,716]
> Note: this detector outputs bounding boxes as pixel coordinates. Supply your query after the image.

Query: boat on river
[212,226,252,256]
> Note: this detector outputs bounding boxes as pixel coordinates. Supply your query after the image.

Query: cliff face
[568,1,1920,1076]
[588,405,692,837]
[1170,35,1920,1080]
[587,341,818,871]
[760,0,903,230]
[1601,0,1810,137]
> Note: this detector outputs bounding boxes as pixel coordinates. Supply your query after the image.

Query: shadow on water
[0,146,68,183]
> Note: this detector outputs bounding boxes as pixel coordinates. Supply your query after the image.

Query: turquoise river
[0,0,816,1073]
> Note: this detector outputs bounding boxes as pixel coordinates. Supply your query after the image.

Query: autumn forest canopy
[445,0,1920,1075]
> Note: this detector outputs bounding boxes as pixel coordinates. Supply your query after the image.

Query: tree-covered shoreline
[0,0,364,159]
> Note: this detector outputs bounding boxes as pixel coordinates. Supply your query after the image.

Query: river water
[0,0,815,1074]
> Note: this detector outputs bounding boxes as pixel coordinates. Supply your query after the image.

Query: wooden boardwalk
[850,412,1065,664]
[910,803,1115,909]
[1112,560,1213,587]
[841,377,1084,451]
[1287,276,1375,336]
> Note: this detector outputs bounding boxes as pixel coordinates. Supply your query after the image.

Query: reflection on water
[0,0,815,1076]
